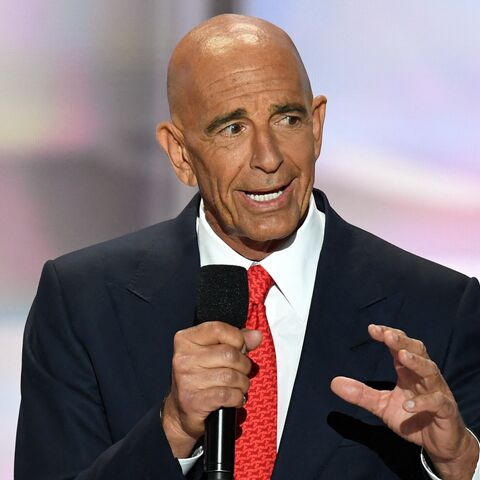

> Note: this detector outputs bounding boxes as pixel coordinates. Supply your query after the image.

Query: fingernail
[242,394,247,406]
[241,344,247,355]
[405,400,415,411]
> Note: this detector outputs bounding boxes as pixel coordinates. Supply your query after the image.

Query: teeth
[246,189,284,202]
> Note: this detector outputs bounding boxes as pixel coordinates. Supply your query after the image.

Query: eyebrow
[270,103,308,116]
[205,108,247,134]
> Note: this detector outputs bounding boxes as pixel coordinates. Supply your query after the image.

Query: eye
[219,123,244,137]
[278,115,301,127]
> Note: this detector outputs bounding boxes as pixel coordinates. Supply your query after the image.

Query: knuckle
[431,361,440,375]
[232,331,245,350]
[220,345,239,364]
[216,387,232,405]
[211,321,227,337]
[210,322,243,347]
[173,329,187,349]
[433,391,447,404]
[220,369,237,385]
[213,387,243,407]
[172,353,188,373]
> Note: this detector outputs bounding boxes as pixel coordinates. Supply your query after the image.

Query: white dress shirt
[198,195,324,444]
[177,195,479,479]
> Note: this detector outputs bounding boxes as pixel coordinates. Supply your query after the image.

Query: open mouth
[243,182,291,203]
[244,187,285,203]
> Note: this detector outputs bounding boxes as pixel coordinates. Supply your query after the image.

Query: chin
[244,220,298,244]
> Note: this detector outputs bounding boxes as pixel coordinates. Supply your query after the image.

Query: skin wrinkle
[201,79,310,114]
[202,60,310,91]
[203,65,303,88]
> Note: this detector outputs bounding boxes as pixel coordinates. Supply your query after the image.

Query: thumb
[242,329,262,352]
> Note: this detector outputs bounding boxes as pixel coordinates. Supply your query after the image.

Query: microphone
[196,265,249,480]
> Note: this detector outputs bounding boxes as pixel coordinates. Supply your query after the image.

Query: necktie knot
[247,265,274,305]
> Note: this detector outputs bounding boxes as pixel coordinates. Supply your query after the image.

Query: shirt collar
[197,195,325,323]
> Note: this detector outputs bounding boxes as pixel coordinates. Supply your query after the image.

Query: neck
[220,235,287,262]
[204,210,306,262]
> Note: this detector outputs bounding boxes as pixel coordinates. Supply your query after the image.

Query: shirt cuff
[420,429,480,480]
[178,446,204,475]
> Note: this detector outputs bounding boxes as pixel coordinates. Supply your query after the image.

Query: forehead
[192,45,309,118]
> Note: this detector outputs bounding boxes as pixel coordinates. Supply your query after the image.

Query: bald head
[167,14,312,123]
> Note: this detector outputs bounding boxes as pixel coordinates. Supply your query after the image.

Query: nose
[249,128,283,173]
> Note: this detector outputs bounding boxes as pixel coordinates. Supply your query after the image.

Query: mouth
[241,181,292,204]
[245,188,285,202]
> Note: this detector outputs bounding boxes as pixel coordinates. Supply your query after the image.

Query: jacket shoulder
[347,219,472,296]
[316,188,472,292]
[49,194,199,285]
[52,219,176,282]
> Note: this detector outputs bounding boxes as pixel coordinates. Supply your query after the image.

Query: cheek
[278,130,316,164]
[209,150,247,191]
[194,153,244,207]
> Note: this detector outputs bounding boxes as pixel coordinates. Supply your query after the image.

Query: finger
[330,376,386,417]
[174,343,252,375]
[196,367,250,394]
[369,324,429,357]
[397,350,448,395]
[403,391,456,419]
[385,330,428,358]
[175,321,245,350]
[192,386,246,412]
[398,349,441,380]
[242,329,262,352]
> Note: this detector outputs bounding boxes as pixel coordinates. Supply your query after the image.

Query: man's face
[164,43,326,258]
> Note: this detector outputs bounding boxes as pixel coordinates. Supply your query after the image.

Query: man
[15,14,480,480]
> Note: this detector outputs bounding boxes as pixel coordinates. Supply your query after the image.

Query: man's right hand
[161,321,262,458]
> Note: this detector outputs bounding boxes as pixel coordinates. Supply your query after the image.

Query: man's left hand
[331,324,479,480]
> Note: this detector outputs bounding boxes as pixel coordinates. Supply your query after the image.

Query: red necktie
[235,265,277,479]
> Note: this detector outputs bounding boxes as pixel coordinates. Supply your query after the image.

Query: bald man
[15,14,480,480]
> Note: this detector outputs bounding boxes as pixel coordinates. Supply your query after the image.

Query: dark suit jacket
[15,190,480,479]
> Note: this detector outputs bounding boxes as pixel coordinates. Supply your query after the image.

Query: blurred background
[1,0,479,477]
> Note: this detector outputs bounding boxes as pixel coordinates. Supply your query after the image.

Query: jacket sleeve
[14,260,189,479]
[443,277,480,438]
[419,277,480,480]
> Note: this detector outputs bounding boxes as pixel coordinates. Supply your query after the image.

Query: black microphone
[196,265,249,480]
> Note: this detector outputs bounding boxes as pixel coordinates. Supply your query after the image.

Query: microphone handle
[204,407,236,480]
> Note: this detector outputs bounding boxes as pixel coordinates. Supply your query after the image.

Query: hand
[331,324,479,480]
[161,321,262,458]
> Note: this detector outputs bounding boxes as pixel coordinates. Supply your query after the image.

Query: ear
[311,95,327,159]
[156,121,198,187]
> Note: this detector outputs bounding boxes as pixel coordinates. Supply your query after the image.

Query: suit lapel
[273,191,404,479]
[106,195,202,407]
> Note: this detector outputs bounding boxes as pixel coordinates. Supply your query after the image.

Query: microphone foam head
[196,265,249,328]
